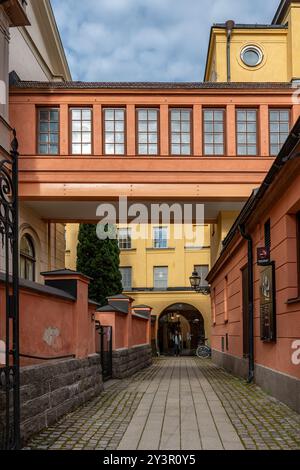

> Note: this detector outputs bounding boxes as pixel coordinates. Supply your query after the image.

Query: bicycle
[196,338,212,359]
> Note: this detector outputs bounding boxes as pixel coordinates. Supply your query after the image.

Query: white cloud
[51,0,280,81]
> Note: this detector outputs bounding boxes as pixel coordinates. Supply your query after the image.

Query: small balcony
[1,0,30,27]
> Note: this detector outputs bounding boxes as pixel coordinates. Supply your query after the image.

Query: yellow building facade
[66,223,212,353]
[205,1,300,83]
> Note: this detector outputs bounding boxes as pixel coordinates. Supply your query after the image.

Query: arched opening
[20,234,36,281]
[158,303,205,356]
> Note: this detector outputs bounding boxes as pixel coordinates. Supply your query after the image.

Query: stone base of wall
[212,349,249,379]
[0,354,103,444]
[112,344,152,379]
[212,349,300,414]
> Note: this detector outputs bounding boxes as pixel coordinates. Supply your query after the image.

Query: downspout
[225,20,235,82]
[238,224,255,383]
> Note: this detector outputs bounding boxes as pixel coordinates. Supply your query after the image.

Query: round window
[241,46,263,67]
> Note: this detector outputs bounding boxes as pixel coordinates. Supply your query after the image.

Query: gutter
[238,224,254,383]
[225,20,235,82]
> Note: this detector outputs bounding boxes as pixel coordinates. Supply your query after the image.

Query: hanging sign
[257,246,270,266]
[260,263,276,342]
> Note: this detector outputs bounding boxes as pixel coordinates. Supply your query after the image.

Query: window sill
[287,297,300,305]
[146,248,175,252]
[120,248,136,252]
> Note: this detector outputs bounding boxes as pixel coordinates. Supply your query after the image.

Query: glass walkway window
[118,228,132,250]
[120,267,132,291]
[153,227,168,249]
[154,267,168,289]
[236,109,258,156]
[203,109,225,155]
[71,108,92,155]
[38,108,59,155]
[170,108,192,155]
[137,108,159,155]
[104,108,125,155]
[269,109,290,156]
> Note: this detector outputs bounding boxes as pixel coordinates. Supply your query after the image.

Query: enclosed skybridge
[9,80,299,223]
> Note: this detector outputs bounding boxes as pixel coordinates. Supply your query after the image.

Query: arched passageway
[158,303,205,356]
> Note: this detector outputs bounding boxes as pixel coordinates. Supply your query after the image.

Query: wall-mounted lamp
[189,271,211,295]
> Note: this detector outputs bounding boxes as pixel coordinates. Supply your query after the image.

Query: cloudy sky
[51,0,280,82]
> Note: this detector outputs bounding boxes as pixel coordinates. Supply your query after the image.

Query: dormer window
[241,45,263,67]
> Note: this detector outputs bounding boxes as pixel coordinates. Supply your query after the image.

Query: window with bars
[153,227,168,249]
[120,267,132,291]
[203,109,225,155]
[137,108,159,155]
[103,108,125,155]
[154,267,168,289]
[38,108,59,155]
[194,265,209,287]
[71,108,92,155]
[118,228,132,250]
[170,109,192,155]
[269,109,290,156]
[236,109,257,156]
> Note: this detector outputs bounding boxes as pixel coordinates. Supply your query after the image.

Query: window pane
[82,109,91,120]
[269,109,290,155]
[138,109,159,155]
[154,267,168,289]
[40,122,49,132]
[72,110,81,120]
[72,144,81,154]
[115,145,124,155]
[120,267,132,290]
[82,121,92,132]
[203,109,225,155]
[105,144,114,154]
[82,144,91,154]
[170,109,191,156]
[38,108,59,155]
[82,132,91,143]
[237,109,257,156]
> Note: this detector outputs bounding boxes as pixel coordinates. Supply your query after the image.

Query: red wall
[0,279,97,367]
[132,316,148,346]
[210,170,300,379]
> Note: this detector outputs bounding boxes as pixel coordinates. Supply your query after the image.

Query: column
[226,104,236,156]
[193,104,202,156]
[259,104,269,156]
[60,104,69,155]
[127,104,136,155]
[160,104,169,155]
[93,104,102,155]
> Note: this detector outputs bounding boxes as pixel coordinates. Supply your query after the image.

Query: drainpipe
[225,20,235,82]
[238,224,255,383]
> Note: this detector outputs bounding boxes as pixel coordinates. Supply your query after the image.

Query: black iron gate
[0,131,20,450]
[99,326,112,381]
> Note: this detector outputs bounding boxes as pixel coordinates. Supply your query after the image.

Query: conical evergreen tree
[76,224,122,306]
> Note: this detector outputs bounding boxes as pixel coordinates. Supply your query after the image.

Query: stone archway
[158,303,205,356]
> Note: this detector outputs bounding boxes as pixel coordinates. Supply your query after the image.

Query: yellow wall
[65,223,212,338]
[210,212,240,267]
[205,3,300,83]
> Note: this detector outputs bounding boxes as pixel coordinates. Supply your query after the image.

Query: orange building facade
[207,120,300,413]
[9,81,300,212]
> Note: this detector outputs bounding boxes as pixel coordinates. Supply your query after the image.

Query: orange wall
[132,316,148,346]
[209,168,300,379]
[96,310,150,351]
[0,279,97,367]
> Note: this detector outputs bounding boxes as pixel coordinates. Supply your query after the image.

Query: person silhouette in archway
[173,330,182,357]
